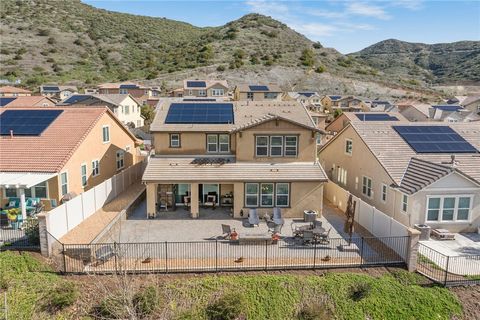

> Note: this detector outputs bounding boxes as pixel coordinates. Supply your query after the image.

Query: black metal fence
[417,243,480,287]
[57,236,408,274]
[0,219,40,251]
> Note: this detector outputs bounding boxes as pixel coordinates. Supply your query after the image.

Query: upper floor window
[426,196,472,222]
[119,89,128,94]
[116,150,125,170]
[381,184,388,203]
[345,139,353,155]
[170,133,180,148]
[198,89,206,96]
[402,194,408,212]
[211,88,224,96]
[81,164,87,187]
[125,105,130,114]
[206,134,229,153]
[362,176,372,198]
[92,160,100,177]
[102,125,110,143]
[60,172,68,196]
[255,135,298,157]
[247,92,254,100]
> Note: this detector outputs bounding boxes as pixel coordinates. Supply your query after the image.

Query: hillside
[349,39,480,85]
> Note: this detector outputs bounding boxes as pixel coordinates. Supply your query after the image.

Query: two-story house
[40,85,78,101]
[2,96,56,108]
[0,86,32,97]
[143,101,328,219]
[59,94,144,128]
[0,107,141,216]
[325,112,409,134]
[284,92,321,107]
[179,80,229,98]
[319,121,480,233]
[234,84,282,101]
[97,83,152,104]
[461,96,480,115]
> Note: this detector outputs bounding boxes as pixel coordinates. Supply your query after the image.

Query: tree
[300,48,315,67]
[141,105,155,125]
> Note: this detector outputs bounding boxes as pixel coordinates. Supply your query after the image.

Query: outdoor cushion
[8,201,16,207]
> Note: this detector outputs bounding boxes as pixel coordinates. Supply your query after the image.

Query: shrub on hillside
[216,65,226,72]
[133,285,161,316]
[205,293,246,320]
[348,282,372,302]
[44,282,79,312]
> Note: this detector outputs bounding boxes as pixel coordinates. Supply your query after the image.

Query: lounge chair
[95,245,115,265]
[248,208,259,226]
[221,224,232,239]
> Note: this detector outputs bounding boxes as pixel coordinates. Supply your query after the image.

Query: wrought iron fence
[417,243,480,287]
[0,219,40,250]
[58,236,408,274]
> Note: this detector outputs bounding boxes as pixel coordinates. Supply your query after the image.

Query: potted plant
[7,208,21,229]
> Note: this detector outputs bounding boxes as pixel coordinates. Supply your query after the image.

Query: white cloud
[391,0,424,10]
[290,22,338,38]
[245,0,291,20]
[309,9,345,19]
[347,2,391,20]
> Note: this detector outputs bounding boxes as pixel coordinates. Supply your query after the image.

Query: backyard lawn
[0,251,468,319]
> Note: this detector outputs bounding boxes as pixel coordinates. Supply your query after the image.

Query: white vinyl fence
[324,181,409,259]
[44,161,146,240]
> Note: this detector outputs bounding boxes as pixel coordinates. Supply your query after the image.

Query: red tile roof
[0,86,32,94]
[4,96,55,107]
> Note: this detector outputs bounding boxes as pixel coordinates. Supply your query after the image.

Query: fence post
[114,242,118,274]
[215,240,218,272]
[265,240,268,271]
[406,228,421,272]
[444,256,450,286]
[360,237,364,265]
[165,241,168,273]
[62,243,67,273]
[313,240,317,269]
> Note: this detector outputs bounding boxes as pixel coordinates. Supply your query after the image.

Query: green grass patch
[418,254,444,271]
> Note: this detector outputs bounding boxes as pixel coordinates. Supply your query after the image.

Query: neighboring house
[181,80,229,98]
[429,105,469,122]
[367,100,397,112]
[284,92,321,107]
[322,95,366,114]
[40,85,78,101]
[0,86,32,97]
[0,107,142,214]
[325,112,408,134]
[319,122,480,232]
[59,94,144,128]
[461,96,480,115]
[143,100,328,219]
[2,96,56,108]
[233,84,282,101]
[397,102,431,122]
[320,95,343,109]
[97,83,152,104]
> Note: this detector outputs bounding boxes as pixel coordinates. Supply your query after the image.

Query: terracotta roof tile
[0,86,31,94]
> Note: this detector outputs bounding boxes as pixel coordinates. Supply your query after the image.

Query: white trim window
[207,134,218,153]
[337,167,347,185]
[125,105,130,115]
[119,89,128,94]
[381,184,388,203]
[362,176,372,198]
[402,194,408,213]
[102,125,110,143]
[116,150,125,170]
[211,88,224,96]
[426,195,473,222]
[345,139,353,155]
[198,89,207,97]
[284,136,298,156]
[275,183,289,207]
[247,92,254,100]
[81,163,87,187]
[255,136,269,156]
[170,133,180,148]
[219,134,230,153]
[260,183,274,207]
[92,160,100,177]
[270,136,283,157]
[60,172,68,196]
[245,183,259,207]
[4,188,17,198]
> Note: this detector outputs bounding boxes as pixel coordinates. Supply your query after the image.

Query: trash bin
[414,224,431,241]
[304,210,317,222]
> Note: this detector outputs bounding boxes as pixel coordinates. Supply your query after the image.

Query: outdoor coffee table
[239,233,272,245]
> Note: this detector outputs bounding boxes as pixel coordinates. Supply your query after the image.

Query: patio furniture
[304,210,318,222]
[291,223,311,237]
[0,211,8,227]
[316,227,331,244]
[238,233,273,245]
[431,229,455,240]
[313,220,322,229]
[248,208,259,226]
[221,224,232,239]
[5,197,20,209]
[94,245,116,265]
[158,200,168,211]
[302,230,315,245]
[263,213,271,222]
[204,195,216,209]
[273,207,282,220]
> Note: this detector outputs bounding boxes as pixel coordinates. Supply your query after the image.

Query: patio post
[406,228,421,272]
[190,183,199,218]
[19,188,27,221]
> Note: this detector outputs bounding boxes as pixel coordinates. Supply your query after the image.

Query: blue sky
[83,0,480,53]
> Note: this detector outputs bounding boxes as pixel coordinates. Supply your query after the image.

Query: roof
[150,100,319,132]
[143,157,328,182]
[0,172,57,188]
[97,82,149,90]
[235,83,282,93]
[41,85,77,93]
[0,86,31,94]
[0,97,16,107]
[287,92,320,100]
[325,112,408,131]
[328,95,342,101]
[183,80,228,90]
[0,107,138,173]
[3,96,55,107]
[397,158,453,194]
[60,94,140,107]
[407,103,431,117]
[461,96,480,106]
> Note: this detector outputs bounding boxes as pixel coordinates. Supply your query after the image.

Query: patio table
[312,227,326,235]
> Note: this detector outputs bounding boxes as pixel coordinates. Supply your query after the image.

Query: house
[40,85,78,101]
[181,80,229,98]
[320,95,342,109]
[143,100,328,219]
[284,92,321,107]
[59,94,144,128]
[325,112,408,134]
[97,83,152,104]
[2,96,56,108]
[321,95,366,114]
[460,96,480,115]
[429,105,468,122]
[319,121,480,232]
[0,107,142,217]
[0,86,32,97]
[366,100,396,112]
[233,84,282,101]
[396,101,431,122]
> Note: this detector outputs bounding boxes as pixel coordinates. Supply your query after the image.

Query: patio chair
[248,208,259,226]
[273,207,282,220]
[302,230,314,245]
[263,213,271,222]
[94,245,116,265]
[319,228,331,244]
[204,195,216,209]
[221,224,232,239]
[313,220,322,228]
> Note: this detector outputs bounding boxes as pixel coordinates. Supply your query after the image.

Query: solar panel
[0,97,17,107]
[0,109,63,136]
[42,86,60,92]
[299,92,315,97]
[186,81,207,88]
[329,95,342,100]
[183,98,216,102]
[63,95,92,104]
[249,85,269,91]
[432,105,462,112]
[393,125,478,154]
[119,84,139,89]
[355,113,399,121]
[165,103,234,124]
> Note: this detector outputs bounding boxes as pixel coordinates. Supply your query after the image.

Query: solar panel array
[355,113,399,121]
[186,81,207,88]
[183,98,216,102]
[0,109,63,136]
[63,95,92,104]
[0,97,17,107]
[299,92,315,97]
[432,105,463,112]
[329,95,342,100]
[42,86,60,92]
[165,103,234,124]
[249,85,269,91]
[119,84,139,89]
[393,125,478,154]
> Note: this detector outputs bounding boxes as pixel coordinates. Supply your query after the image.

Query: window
[260,183,274,207]
[255,136,269,156]
[198,89,206,96]
[362,176,372,198]
[116,150,125,170]
[211,88,224,96]
[137,120,141,127]
[355,177,359,190]
[125,105,130,114]
[206,134,230,153]
[207,134,218,152]
[92,160,100,177]
[316,133,321,145]
[245,183,259,207]
[60,172,68,196]
[119,89,128,94]
[426,196,472,222]
[126,145,131,152]
[81,164,87,187]
[381,184,388,202]
[270,136,283,157]
[5,188,17,198]
[170,133,180,148]
[247,92,254,100]
[402,194,408,212]
[337,167,347,185]
[33,182,47,198]
[345,139,353,155]
[219,134,229,152]
[264,92,278,99]
[102,125,110,143]
[284,136,298,156]
[275,183,289,207]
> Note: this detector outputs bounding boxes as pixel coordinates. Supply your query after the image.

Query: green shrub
[390,269,426,285]
[315,65,325,73]
[47,37,56,45]
[300,48,315,67]
[205,293,246,320]
[23,217,40,245]
[44,282,78,312]
[96,295,130,319]
[133,285,160,316]
[216,65,226,72]
[348,282,371,302]
[297,303,331,320]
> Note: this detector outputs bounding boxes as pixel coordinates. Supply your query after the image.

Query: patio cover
[143,157,328,182]
[0,172,57,189]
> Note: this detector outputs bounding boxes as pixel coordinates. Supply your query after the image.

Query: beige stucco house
[319,121,480,232]
[461,96,480,115]
[233,84,282,101]
[0,107,142,216]
[179,80,229,98]
[40,85,78,101]
[97,83,153,105]
[325,112,409,133]
[2,96,56,108]
[143,100,328,219]
[0,86,32,97]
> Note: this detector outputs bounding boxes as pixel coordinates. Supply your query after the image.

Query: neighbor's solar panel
[119,84,139,89]
[432,105,463,112]
[186,81,207,88]
[183,98,217,102]
[42,86,60,92]
[62,95,91,104]
[165,103,234,124]
[0,109,63,136]
[249,85,269,91]
[355,113,399,121]
[393,125,478,154]
[299,92,315,97]
[0,97,17,107]
[329,95,342,100]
